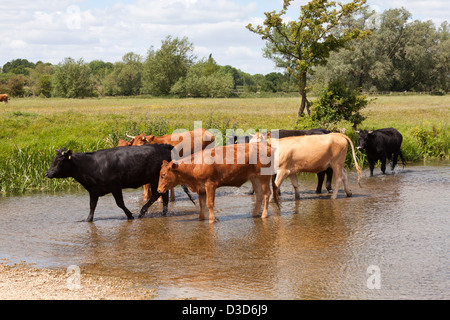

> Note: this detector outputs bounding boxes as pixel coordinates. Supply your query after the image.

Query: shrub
[311,80,369,129]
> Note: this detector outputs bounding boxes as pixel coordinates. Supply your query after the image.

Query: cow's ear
[67,150,73,160]
[162,160,169,166]
[170,162,179,170]
[147,135,155,142]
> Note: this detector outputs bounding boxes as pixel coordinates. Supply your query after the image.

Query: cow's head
[158,160,179,194]
[356,130,374,151]
[46,148,73,179]
[128,133,146,146]
[117,139,132,147]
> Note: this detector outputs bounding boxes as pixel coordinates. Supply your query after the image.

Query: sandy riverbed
[0,262,156,300]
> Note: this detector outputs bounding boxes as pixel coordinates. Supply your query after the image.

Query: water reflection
[0,163,448,299]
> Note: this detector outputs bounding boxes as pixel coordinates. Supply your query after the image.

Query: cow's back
[372,128,403,152]
[277,133,348,173]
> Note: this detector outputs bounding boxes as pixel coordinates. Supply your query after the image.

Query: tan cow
[0,94,8,104]
[154,142,277,222]
[253,132,361,202]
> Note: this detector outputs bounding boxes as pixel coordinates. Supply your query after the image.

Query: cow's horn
[126,134,135,139]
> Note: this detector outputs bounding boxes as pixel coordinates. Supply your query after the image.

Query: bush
[311,80,369,129]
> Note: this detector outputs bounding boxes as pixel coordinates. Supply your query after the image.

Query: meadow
[0,95,448,193]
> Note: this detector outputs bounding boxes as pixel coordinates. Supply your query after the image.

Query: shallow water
[0,162,449,299]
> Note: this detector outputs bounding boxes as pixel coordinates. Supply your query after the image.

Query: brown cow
[133,128,215,158]
[0,94,8,104]
[153,142,277,222]
[130,129,215,202]
[265,133,361,203]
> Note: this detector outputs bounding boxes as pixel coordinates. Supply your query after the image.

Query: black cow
[46,144,174,222]
[277,129,333,194]
[357,128,406,176]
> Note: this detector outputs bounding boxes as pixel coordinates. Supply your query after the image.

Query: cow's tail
[341,134,362,187]
[182,185,196,206]
[399,150,406,168]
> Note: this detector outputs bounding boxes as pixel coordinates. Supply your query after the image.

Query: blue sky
[1,0,448,75]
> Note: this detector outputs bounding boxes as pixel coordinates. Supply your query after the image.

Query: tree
[171,57,234,98]
[52,57,94,98]
[104,52,142,96]
[247,0,369,117]
[313,7,449,93]
[142,36,195,96]
[2,59,35,75]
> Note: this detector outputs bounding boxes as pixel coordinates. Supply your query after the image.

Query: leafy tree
[52,57,94,98]
[171,59,234,98]
[2,59,35,75]
[247,0,369,117]
[104,52,142,96]
[142,36,195,96]
[313,7,449,93]
[6,75,26,97]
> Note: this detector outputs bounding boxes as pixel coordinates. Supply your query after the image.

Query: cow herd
[46,127,405,222]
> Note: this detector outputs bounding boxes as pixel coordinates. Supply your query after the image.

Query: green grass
[0,95,448,193]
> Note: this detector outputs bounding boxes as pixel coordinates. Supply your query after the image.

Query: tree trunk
[297,71,310,117]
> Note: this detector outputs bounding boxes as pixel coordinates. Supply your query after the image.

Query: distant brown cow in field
[0,94,8,104]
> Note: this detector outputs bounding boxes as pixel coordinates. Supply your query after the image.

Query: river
[0,162,448,299]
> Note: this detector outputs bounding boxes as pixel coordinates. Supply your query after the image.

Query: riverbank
[0,261,155,300]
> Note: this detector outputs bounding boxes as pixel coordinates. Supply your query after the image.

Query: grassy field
[0,95,448,193]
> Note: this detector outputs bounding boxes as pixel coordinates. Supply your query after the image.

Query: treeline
[0,36,295,99]
[312,7,449,94]
[0,7,448,98]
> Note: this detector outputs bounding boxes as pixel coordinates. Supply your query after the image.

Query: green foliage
[171,57,235,98]
[2,59,35,75]
[104,52,142,96]
[311,80,369,129]
[52,58,94,98]
[410,123,449,159]
[247,0,370,116]
[313,7,450,93]
[6,75,26,97]
[142,36,195,96]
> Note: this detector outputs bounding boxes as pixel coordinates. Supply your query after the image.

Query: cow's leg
[316,171,325,193]
[112,190,134,220]
[341,168,352,197]
[143,184,151,202]
[205,184,216,223]
[138,183,161,218]
[273,169,289,202]
[86,193,99,222]
[391,152,399,171]
[288,174,300,200]
[250,176,263,217]
[198,192,206,221]
[368,161,375,177]
[161,190,169,216]
[380,156,387,174]
[169,188,176,201]
[331,165,342,200]
[260,175,271,219]
[325,167,333,193]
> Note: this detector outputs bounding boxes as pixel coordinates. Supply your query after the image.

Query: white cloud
[0,0,447,74]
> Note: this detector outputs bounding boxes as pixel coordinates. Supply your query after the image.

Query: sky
[0,0,448,75]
